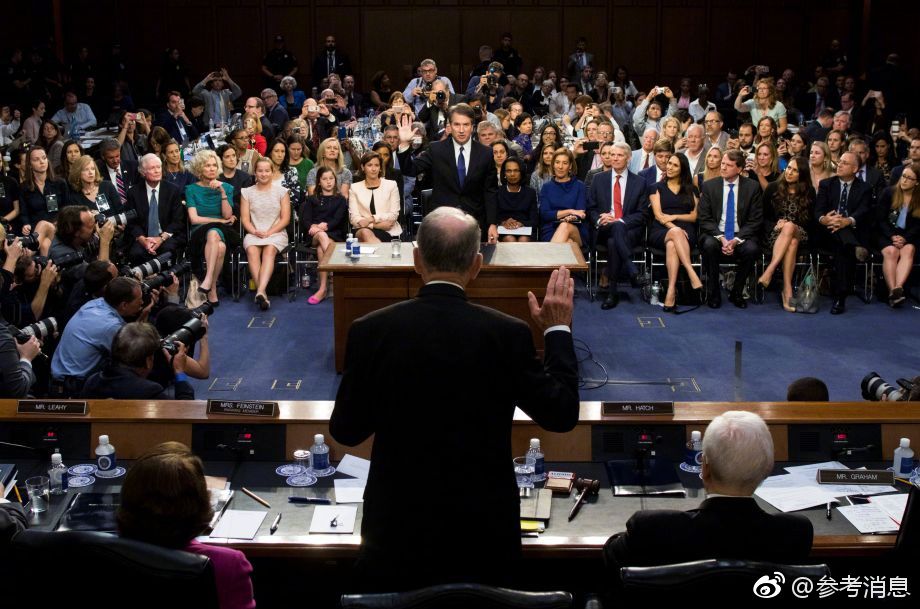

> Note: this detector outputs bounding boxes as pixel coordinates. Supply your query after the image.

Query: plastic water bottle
[345,232,354,256]
[527,438,546,482]
[650,281,661,305]
[311,434,334,476]
[48,451,68,495]
[95,434,116,473]
[681,430,703,473]
[208,118,215,133]
[893,438,914,475]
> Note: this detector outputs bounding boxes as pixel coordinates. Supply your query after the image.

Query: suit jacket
[330,283,579,586]
[698,176,763,242]
[638,165,664,188]
[311,51,351,87]
[876,186,920,244]
[0,502,28,543]
[566,51,595,80]
[80,364,194,400]
[97,159,139,191]
[154,111,199,144]
[857,166,885,201]
[629,149,655,174]
[604,497,813,570]
[587,170,650,231]
[701,132,731,156]
[397,138,498,229]
[348,179,402,236]
[124,180,187,244]
[814,176,872,226]
[417,95,466,141]
[797,90,840,120]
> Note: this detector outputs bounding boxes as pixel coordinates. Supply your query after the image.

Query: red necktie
[613,175,623,219]
[115,170,127,205]
[643,152,650,169]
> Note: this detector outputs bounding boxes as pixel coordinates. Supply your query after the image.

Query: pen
[241,487,271,509]
[288,496,332,505]
[269,512,282,535]
[826,502,833,520]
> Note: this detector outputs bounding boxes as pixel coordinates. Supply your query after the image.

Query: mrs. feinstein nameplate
[207,400,278,417]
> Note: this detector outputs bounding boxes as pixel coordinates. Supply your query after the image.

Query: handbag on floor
[795,264,819,313]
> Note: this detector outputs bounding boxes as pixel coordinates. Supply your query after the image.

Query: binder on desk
[519,488,553,521]
[56,492,119,533]
[606,459,686,497]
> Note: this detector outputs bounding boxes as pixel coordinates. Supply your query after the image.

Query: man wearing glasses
[702,111,730,154]
[260,88,289,136]
[403,58,455,114]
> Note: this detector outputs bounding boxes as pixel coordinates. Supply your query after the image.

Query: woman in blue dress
[539,148,587,246]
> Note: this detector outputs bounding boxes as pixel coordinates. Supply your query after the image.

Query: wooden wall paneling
[511,424,592,462]
[90,423,193,459]
[407,8,462,89]
[881,424,920,458]
[561,6,610,78]
[361,9,416,91]
[285,423,374,461]
[801,0,854,73]
[216,4,266,96]
[459,9,512,85]
[658,4,707,85]
[500,9,561,80]
[754,0,807,76]
[314,6,363,79]
[609,2,659,86]
[706,1,755,85]
[263,4,313,87]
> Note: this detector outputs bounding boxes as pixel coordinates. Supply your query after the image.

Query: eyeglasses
[420,68,436,74]
[704,119,721,124]
[902,174,918,182]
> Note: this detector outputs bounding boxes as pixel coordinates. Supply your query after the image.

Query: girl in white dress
[241,158,290,310]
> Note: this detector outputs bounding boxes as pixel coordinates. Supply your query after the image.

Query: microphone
[833,444,875,459]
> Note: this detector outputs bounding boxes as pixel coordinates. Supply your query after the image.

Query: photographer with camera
[48,205,115,290]
[50,276,156,397]
[0,264,42,398]
[150,303,210,386]
[403,59,456,115]
[80,321,194,400]
[0,253,61,328]
[418,80,465,142]
[467,62,506,113]
[58,260,118,327]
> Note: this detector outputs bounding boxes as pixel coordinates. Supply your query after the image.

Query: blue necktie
[724,183,735,241]
[149,188,161,236]
[457,145,466,188]
[838,182,849,216]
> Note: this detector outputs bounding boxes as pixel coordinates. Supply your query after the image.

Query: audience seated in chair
[496,157,538,243]
[874,163,920,308]
[241,157,291,311]
[302,166,347,305]
[539,148,587,246]
[349,151,402,244]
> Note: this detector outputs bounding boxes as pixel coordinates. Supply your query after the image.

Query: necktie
[643,152,650,169]
[612,174,623,219]
[857,168,865,182]
[328,53,334,75]
[149,188,161,236]
[457,145,466,188]
[725,183,736,240]
[838,182,849,215]
[115,170,127,205]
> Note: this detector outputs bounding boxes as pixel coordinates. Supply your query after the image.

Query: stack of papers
[754,461,897,513]
[836,504,899,534]
[333,454,369,504]
[209,510,266,540]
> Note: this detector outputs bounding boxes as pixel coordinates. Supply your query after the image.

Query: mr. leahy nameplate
[17,400,88,415]
[207,400,278,417]
[817,469,895,486]
[603,401,675,416]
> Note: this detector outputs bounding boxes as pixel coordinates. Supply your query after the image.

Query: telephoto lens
[170,259,192,276]
[861,372,908,401]
[15,318,58,343]
[188,301,214,319]
[50,250,86,269]
[12,233,41,250]
[126,252,173,279]
[161,318,206,354]
[95,209,138,227]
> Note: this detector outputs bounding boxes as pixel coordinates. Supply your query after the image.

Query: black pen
[826,502,832,520]
[270,512,282,535]
[288,496,332,505]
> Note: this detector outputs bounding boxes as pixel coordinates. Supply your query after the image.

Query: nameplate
[207,400,278,417]
[602,401,674,417]
[816,469,895,486]
[17,400,88,415]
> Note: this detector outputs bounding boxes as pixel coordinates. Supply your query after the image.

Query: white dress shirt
[610,170,629,221]
[452,138,471,176]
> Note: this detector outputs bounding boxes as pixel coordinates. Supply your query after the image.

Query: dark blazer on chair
[97,158,139,191]
[638,165,664,188]
[814,176,872,226]
[124,180,187,244]
[604,497,813,571]
[587,170,650,231]
[330,283,579,589]
[698,176,763,241]
[397,138,498,231]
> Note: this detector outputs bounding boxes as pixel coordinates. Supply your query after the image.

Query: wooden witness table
[319,241,588,372]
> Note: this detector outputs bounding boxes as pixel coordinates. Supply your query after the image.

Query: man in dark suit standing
[310,34,351,89]
[815,151,872,314]
[97,138,138,211]
[587,142,650,309]
[604,411,812,570]
[397,104,500,242]
[124,154,186,265]
[331,207,579,590]
[698,149,763,309]
[154,91,198,145]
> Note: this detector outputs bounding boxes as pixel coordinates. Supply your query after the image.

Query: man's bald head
[416,207,481,274]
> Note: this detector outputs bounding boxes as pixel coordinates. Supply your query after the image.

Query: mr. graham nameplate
[602,401,674,417]
[817,469,895,485]
[207,400,278,417]
[17,400,88,415]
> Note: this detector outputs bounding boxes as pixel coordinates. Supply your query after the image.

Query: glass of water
[26,476,50,513]
[391,238,401,258]
[293,449,311,474]
[513,456,536,489]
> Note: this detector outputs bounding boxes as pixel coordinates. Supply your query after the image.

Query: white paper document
[497,226,532,236]
[209,510,267,539]
[334,479,366,503]
[836,504,899,534]
[310,505,357,534]
[783,462,896,496]
[754,475,839,512]
[336,454,371,480]
[870,494,909,525]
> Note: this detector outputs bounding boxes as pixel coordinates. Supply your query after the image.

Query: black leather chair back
[896,485,920,559]
[9,530,219,609]
[341,583,572,609]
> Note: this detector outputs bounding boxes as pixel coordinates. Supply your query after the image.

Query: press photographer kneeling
[80,321,196,399]
[49,205,117,292]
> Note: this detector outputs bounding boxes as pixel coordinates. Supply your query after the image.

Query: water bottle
[527,438,546,482]
[301,267,311,288]
[893,438,914,475]
[345,232,354,256]
[48,451,68,495]
[208,118,215,133]
[95,434,116,473]
[681,430,703,473]
[650,281,661,305]
[311,434,334,476]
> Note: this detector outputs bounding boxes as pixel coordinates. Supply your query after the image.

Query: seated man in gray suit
[604,410,813,570]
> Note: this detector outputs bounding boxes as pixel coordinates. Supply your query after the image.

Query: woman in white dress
[241,158,290,310]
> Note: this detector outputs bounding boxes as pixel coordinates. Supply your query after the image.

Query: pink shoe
[308,295,322,305]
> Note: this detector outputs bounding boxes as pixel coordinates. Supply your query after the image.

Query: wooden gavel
[567,478,600,522]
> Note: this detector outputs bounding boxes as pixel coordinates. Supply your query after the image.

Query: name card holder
[17,400,88,415]
[816,469,895,486]
[207,400,278,417]
[602,401,675,417]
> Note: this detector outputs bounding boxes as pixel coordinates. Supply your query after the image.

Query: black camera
[15,317,58,343]
[435,90,447,103]
[171,259,192,277]
[7,232,41,250]
[124,253,173,280]
[486,75,498,89]
[861,372,914,402]
[161,318,207,354]
[51,249,86,270]
[95,209,137,227]
[188,301,213,319]
[422,80,433,93]
[140,271,177,306]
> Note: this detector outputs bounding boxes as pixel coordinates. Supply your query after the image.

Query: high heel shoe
[255,294,269,311]
[662,304,679,313]
[782,292,795,313]
[758,274,771,289]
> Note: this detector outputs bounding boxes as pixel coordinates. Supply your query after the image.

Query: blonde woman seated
[241,158,290,311]
[348,151,402,244]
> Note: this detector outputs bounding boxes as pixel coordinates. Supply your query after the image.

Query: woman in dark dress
[301,166,347,305]
[539,149,587,245]
[19,146,68,256]
[66,155,123,215]
[496,158,538,242]
[875,162,920,307]
[758,157,814,312]
[648,153,702,312]
[217,144,254,216]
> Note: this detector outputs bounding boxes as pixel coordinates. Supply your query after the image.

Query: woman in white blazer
[349,151,402,243]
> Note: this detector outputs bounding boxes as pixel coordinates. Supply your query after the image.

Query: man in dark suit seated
[330,207,579,591]
[154,91,199,145]
[80,321,195,400]
[396,103,499,242]
[604,410,813,570]
[638,138,673,188]
[804,108,834,145]
[698,149,763,309]
[848,138,885,202]
[124,154,186,265]
[587,142,650,309]
[814,151,872,315]
[97,138,138,212]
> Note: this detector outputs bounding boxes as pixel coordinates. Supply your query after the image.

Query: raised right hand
[528,266,574,331]
[397,113,414,143]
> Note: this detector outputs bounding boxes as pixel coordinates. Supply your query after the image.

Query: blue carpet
[191,286,920,403]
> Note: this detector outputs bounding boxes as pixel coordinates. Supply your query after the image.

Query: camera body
[861,372,914,402]
[51,249,86,270]
[435,90,447,103]
[95,209,137,228]
[9,232,41,251]
[161,318,207,354]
